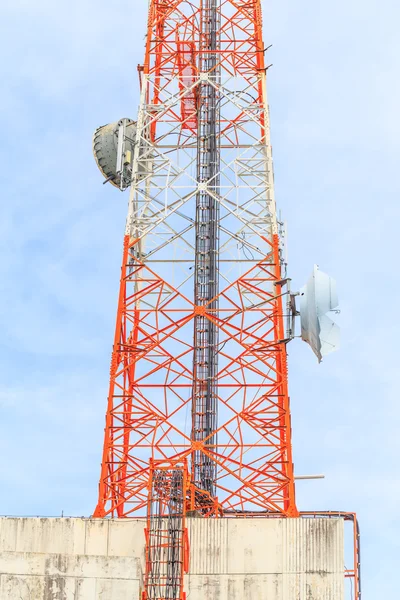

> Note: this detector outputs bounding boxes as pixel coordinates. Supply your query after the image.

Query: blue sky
[0,0,397,597]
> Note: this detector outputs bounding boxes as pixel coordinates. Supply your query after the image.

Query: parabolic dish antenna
[93,118,137,189]
[299,265,340,362]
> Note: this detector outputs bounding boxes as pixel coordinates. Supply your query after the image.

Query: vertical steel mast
[191,0,220,498]
[94,0,298,520]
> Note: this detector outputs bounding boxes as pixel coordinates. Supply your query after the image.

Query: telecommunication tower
[92,1,360,599]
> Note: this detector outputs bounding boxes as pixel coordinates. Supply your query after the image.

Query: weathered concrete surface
[0,517,344,599]
[0,518,145,599]
[186,518,344,600]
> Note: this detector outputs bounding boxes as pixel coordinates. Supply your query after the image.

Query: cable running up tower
[192,0,220,498]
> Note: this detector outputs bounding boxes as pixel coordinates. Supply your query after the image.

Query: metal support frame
[94,0,298,521]
[144,460,189,600]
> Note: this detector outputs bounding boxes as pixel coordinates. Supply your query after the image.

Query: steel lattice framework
[144,461,189,600]
[94,0,298,520]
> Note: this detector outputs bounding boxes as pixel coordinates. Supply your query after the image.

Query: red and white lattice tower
[94,0,298,522]
[91,3,363,599]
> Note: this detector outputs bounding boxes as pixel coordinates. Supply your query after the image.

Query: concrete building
[0,517,344,599]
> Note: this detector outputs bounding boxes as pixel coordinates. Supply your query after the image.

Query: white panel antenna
[299,265,340,362]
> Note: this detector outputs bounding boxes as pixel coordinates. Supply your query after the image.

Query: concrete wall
[186,518,344,600]
[0,517,344,599]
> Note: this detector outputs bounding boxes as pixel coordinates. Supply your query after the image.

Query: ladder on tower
[143,461,189,600]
